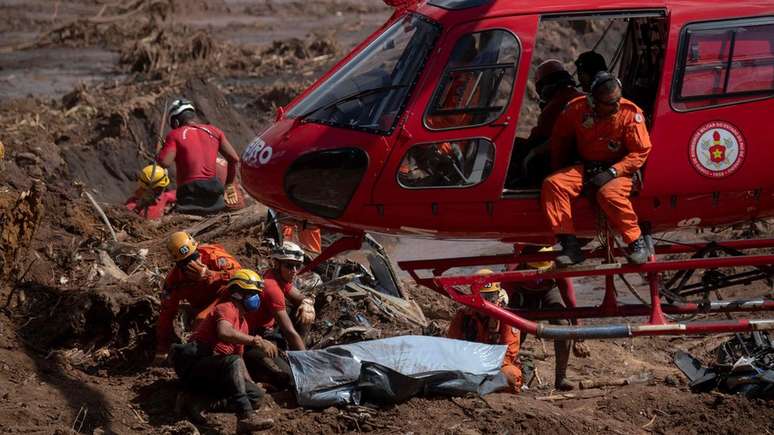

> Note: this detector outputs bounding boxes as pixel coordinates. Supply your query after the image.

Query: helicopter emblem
[689,121,745,178]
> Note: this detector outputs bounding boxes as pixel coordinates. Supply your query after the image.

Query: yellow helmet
[476,268,502,293]
[138,165,170,189]
[476,268,509,305]
[228,269,264,292]
[526,247,555,271]
[167,231,198,262]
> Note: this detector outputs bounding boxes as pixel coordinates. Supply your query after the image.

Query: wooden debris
[579,373,652,390]
[345,282,428,328]
[537,389,606,401]
[183,203,268,241]
[84,191,117,242]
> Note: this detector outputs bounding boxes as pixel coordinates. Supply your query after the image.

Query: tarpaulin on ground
[287,335,508,407]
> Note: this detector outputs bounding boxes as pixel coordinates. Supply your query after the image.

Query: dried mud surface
[1,1,773,434]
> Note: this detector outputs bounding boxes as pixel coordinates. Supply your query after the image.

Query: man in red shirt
[125,165,177,219]
[245,241,315,385]
[447,269,522,393]
[154,231,241,364]
[157,98,241,215]
[170,269,275,431]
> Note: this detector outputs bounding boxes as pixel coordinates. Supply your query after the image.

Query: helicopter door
[370,16,537,232]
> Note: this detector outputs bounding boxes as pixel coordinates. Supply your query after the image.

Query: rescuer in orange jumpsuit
[447,269,522,393]
[154,231,241,364]
[542,72,652,266]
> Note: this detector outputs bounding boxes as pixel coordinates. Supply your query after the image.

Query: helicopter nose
[240,135,288,212]
[240,131,369,220]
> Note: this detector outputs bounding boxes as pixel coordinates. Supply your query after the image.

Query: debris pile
[305,257,430,349]
[675,332,774,399]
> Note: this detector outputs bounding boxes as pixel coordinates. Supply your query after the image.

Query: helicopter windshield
[286,14,441,135]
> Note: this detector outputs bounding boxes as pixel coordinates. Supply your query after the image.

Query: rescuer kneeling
[125,165,176,219]
[541,72,652,267]
[447,269,522,393]
[169,269,275,432]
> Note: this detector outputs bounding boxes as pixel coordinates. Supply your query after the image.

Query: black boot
[555,235,585,267]
[627,236,650,265]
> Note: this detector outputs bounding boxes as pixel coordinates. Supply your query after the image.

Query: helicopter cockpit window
[284,14,440,135]
[397,138,494,188]
[674,18,774,110]
[424,30,518,130]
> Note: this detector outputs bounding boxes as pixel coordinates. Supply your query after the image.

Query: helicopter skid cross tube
[431,273,774,339]
[401,239,774,339]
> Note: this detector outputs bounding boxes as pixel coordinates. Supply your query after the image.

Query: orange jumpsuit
[281,224,322,255]
[156,244,241,353]
[425,71,480,129]
[541,97,652,244]
[447,309,522,393]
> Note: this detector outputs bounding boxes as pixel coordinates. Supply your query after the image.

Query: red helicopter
[240,0,774,339]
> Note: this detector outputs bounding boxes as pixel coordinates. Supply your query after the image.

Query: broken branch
[84,191,118,242]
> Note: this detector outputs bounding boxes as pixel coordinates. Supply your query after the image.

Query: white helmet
[169,98,195,118]
[272,241,305,262]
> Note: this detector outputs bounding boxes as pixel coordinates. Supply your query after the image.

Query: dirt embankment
[0,1,773,434]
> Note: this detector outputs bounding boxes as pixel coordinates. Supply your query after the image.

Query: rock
[664,374,680,386]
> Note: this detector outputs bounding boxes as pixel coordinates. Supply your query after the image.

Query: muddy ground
[1,1,773,434]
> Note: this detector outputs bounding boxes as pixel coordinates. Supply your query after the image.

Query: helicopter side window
[424,30,518,130]
[397,138,494,188]
[674,18,774,110]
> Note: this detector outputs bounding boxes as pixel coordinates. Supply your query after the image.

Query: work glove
[253,337,278,359]
[589,168,616,188]
[573,340,591,358]
[224,183,242,209]
[184,259,210,281]
[296,298,316,326]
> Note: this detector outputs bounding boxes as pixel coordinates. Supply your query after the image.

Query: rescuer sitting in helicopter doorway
[542,72,652,267]
[508,59,584,188]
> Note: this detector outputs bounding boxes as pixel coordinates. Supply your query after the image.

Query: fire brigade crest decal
[689,121,745,178]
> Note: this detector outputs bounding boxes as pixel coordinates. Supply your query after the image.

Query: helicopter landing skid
[400,238,774,340]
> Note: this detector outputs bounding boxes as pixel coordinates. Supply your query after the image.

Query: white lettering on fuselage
[243,136,273,166]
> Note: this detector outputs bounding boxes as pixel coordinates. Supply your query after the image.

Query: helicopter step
[400,237,774,340]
